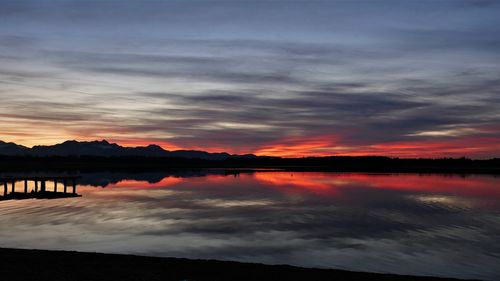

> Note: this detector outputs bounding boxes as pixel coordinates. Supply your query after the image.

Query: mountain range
[0,140,258,160]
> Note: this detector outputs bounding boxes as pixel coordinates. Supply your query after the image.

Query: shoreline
[1,156,499,175]
[0,248,475,281]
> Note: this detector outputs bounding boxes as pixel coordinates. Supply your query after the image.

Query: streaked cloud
[0,0,499,157]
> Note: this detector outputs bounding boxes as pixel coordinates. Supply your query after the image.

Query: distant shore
[1,155,500,174]
[0,248,474,281]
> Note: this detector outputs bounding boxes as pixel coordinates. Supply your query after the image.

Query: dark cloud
[129,84,498,147]
[0,0,499,155]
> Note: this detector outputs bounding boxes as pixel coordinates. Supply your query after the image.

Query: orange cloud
[254,134,342,157]
[253,134,500,158]
[358,137,500,158]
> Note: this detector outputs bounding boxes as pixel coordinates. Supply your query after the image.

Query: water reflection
[0,171,499,280]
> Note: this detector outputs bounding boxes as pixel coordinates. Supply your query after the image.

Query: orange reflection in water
[108,177,183,189]
[253,172,500,199]
[82,172,500,202]
[253,172,345,196]
[343,173,500,198]
[102,174,235,190]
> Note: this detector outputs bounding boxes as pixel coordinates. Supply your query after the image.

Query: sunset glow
[1,1,499,158]
[81,172,500,201]
[2,2,500,280]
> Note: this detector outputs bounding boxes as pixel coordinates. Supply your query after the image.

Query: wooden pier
[0,175,81,200]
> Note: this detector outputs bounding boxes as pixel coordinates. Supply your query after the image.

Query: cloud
[0,1,499,156]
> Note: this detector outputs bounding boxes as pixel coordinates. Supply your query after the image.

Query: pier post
[1,176,80,198]
[72,179,77,194]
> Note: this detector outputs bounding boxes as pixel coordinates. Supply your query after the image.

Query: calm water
[1,171,500,280]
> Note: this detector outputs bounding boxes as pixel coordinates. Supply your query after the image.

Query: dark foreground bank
[0,248,476,281]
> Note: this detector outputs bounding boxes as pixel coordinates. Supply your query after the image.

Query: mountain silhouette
[0,141,30,156]
[0,140,256,160]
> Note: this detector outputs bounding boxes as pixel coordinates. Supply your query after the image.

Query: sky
[1,0,499,158]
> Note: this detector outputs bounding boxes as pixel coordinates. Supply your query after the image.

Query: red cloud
[253,134,500,158]
[254,134,341,157]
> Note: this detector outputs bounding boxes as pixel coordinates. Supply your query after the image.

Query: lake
[1,171,499,280]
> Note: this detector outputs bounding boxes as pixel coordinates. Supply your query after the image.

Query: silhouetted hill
[1,140,500,174]
[0,141,29,156]
[0,155,499,174]
[1,140,255,160]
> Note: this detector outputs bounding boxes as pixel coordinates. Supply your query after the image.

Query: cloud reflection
[0,172,499,279]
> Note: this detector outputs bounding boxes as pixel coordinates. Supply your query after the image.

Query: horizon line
[1,138,498,160]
